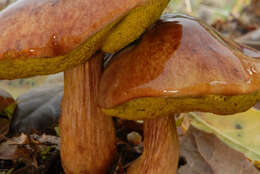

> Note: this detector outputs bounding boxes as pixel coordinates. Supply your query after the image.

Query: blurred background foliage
[167,0,251,23]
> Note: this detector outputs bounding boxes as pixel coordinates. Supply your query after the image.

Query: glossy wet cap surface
[0,0,147,59]
[0,0,170,80]
[99,14,260,109]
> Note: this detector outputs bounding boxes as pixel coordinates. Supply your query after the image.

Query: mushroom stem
[60,54,116,174]
[127,116,179,174]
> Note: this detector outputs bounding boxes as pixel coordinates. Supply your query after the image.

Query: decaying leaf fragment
[0,88,15,114]
[178,127,259,174]
[0,88,16,141]
[190,109,260,163]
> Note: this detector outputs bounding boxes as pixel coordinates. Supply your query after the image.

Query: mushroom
[0,0,169,173]
[99,14,260,174]
[61,53,117,174]
[0,0,169,79]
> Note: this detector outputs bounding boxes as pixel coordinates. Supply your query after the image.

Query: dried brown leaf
[178,129,213,174]
[193,127,259,174]
[0,134,31,161]
[178,127,259,174]
[0,88,15,141]
[237,29,260,50]
[0,118,9,142]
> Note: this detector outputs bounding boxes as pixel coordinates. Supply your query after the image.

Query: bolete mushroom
[0,0,170,173]
[0,0,169,79]
[99,14,260,174]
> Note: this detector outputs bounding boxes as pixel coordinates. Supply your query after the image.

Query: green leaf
[189,109,260,163]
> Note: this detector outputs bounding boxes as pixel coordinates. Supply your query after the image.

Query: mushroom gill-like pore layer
[99,14,260,120]
[0,0,169,79]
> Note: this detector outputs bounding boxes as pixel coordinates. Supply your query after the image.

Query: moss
[0,19,119,80]
[103,90,260,120]
[0,103,17,119]
[102,0,170,53]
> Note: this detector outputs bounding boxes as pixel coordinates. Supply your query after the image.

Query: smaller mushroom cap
[99,14,260,120]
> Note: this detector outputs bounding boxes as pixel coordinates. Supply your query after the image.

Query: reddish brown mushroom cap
[0,0,143,59]
[99,15,260,120]
[0,0,169,79]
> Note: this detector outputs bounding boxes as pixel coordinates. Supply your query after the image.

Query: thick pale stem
[60,54,116,174]
[127,116,179,174]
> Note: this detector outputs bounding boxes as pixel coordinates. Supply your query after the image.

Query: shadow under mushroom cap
[99,14,260,120]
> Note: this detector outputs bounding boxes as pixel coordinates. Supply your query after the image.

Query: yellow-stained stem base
[102,0,170,53]
[103,91,260,120]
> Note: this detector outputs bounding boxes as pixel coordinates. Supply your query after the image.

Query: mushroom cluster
[0,0,169,173]
[0,1,260,174]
